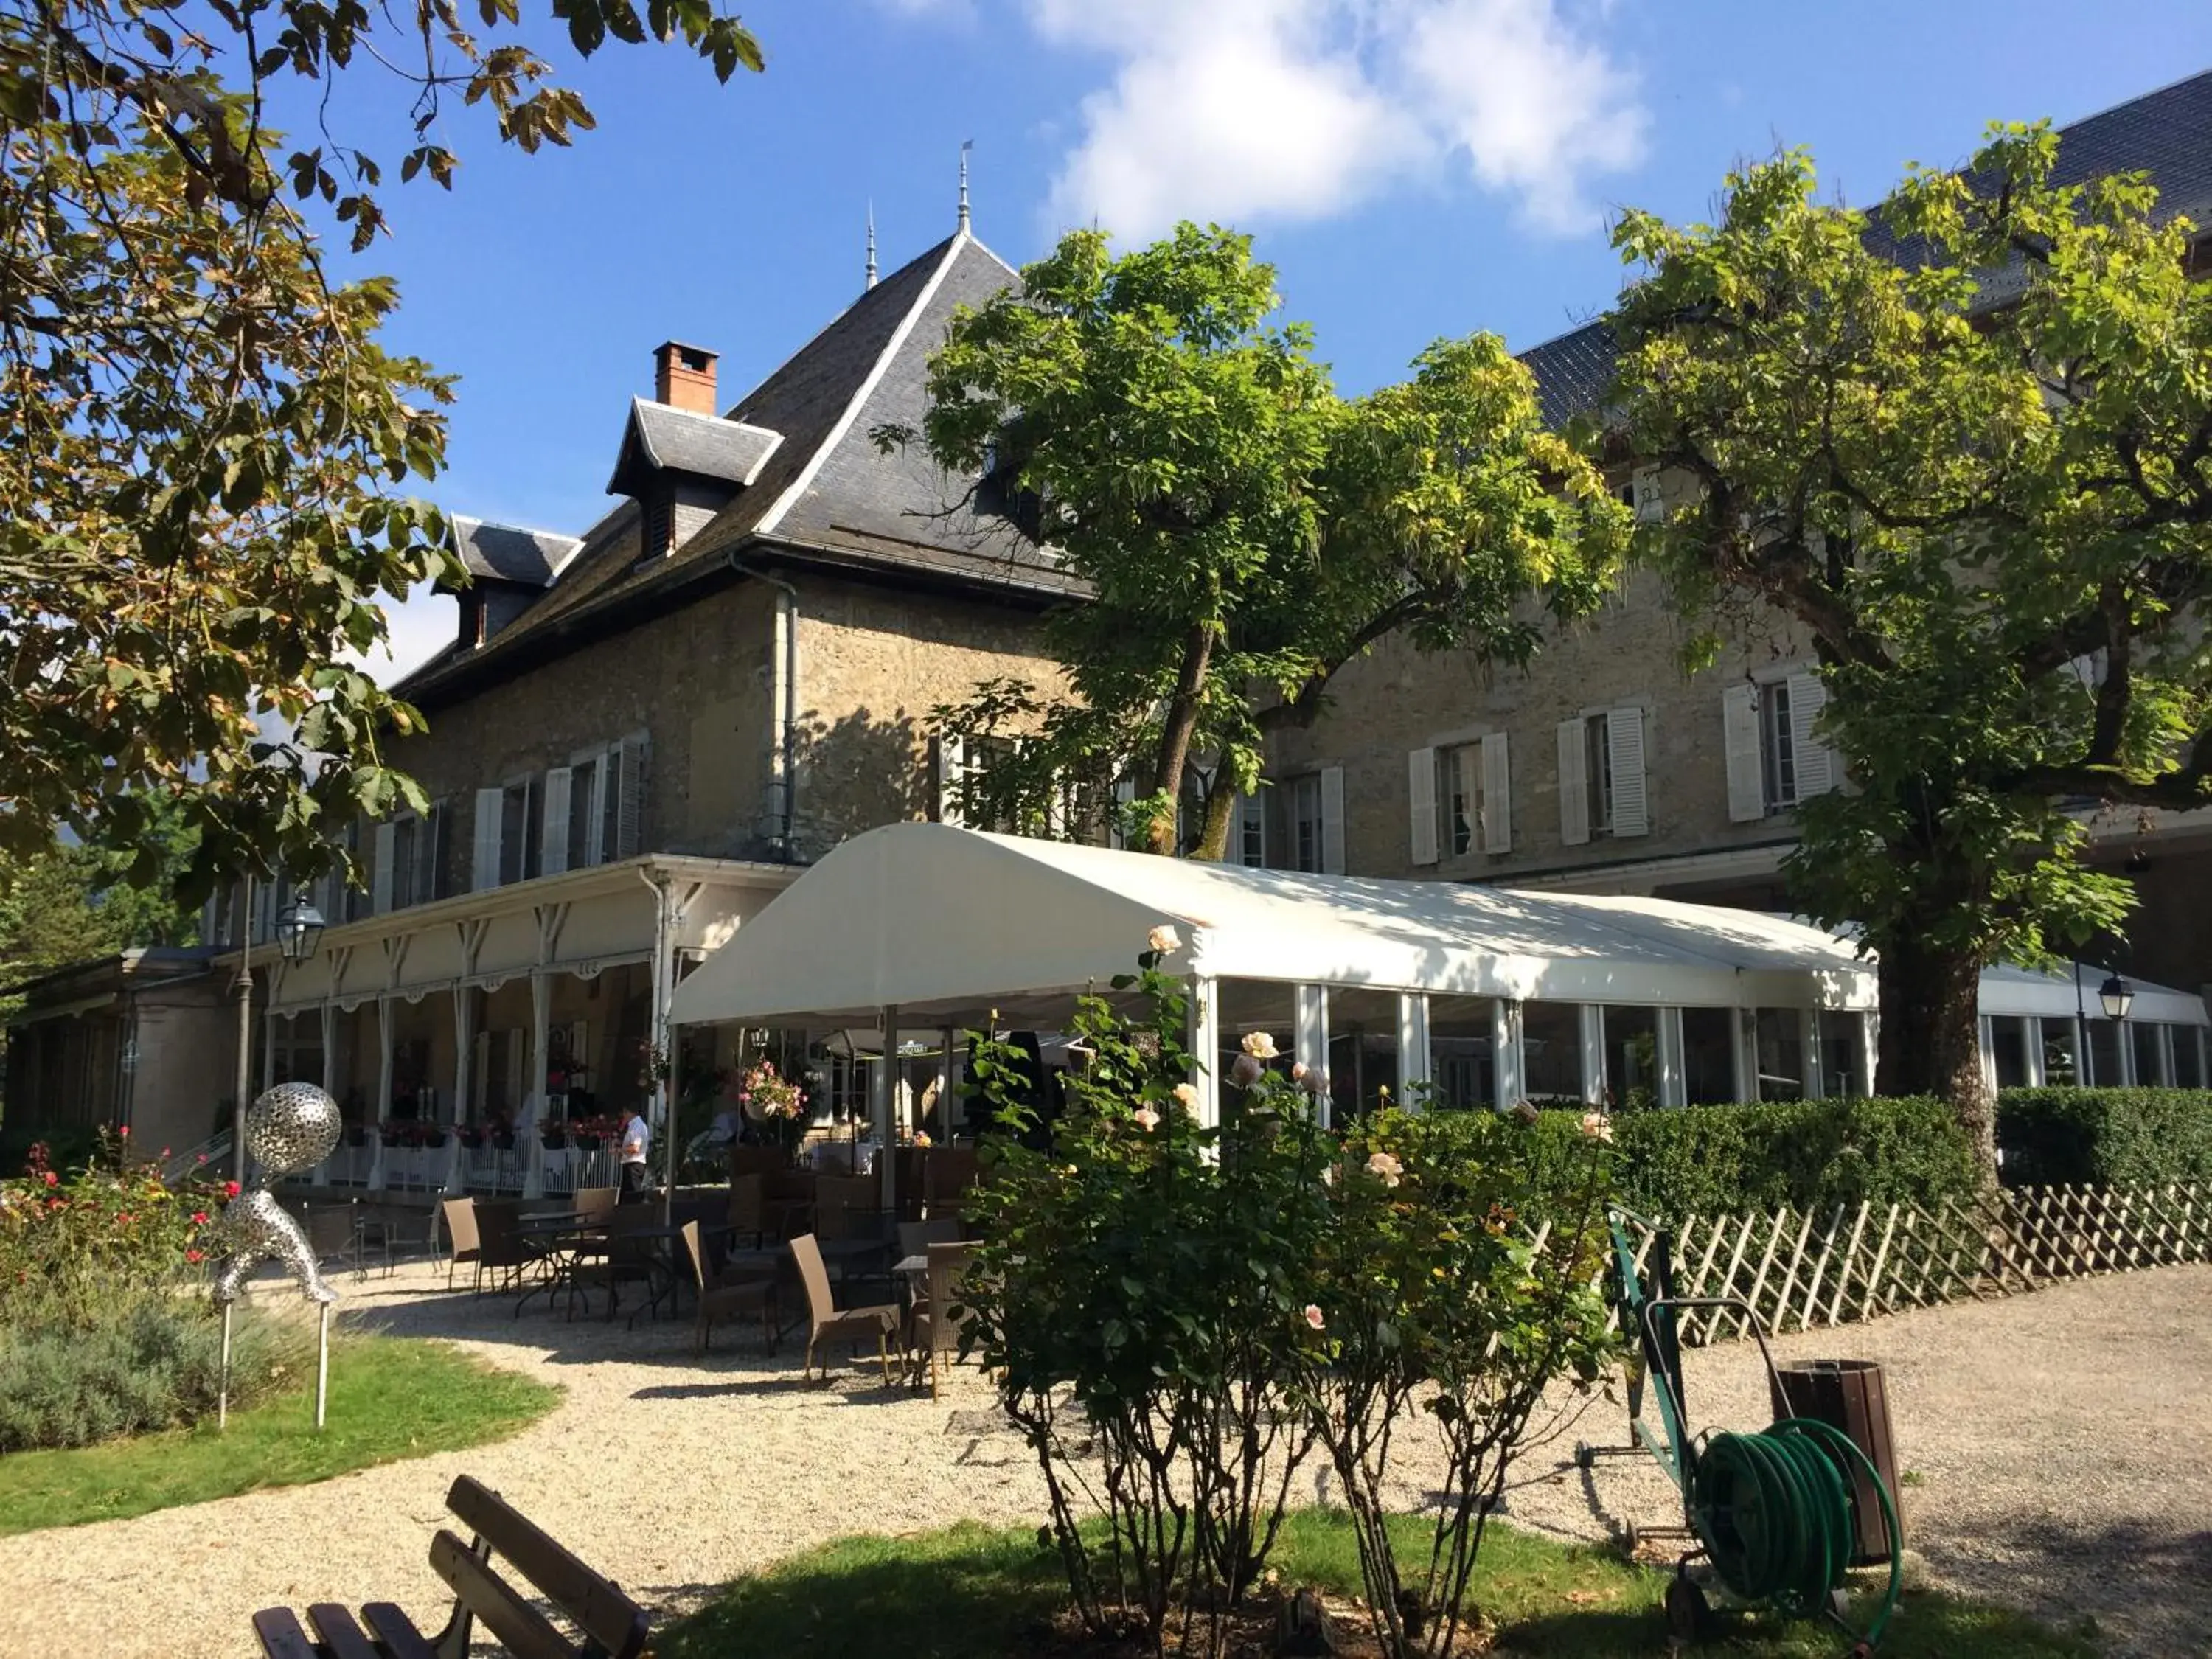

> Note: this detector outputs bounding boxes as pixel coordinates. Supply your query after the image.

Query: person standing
[618,1105,651,1203]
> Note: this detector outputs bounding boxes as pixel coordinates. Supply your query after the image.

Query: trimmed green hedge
[1996,1088,2212,1187]
[1533,1094,1982,1217]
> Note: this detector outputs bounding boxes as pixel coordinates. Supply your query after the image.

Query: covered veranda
[667,824,1891,1206]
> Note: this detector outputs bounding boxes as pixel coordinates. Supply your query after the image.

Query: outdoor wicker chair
[442,1197,483,1294]
[789,1232,898,1385]
[679,1220,776,1354]
[905,1241,976,1400]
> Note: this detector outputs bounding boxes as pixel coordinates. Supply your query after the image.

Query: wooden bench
[251,1475,650,1659]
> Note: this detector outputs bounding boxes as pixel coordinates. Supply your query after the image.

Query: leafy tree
[0,799,201,1015]
[0,0,763,899]
[887,225,1629,858]
[1608,125,2212,1171]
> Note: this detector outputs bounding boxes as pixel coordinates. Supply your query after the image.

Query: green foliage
[0,0,762,894]
[0,801,201,1014]
[658,1511,2090,1659]
[962,955,1337,1648]
[0,1335,558,1529]
[1531,1097,1983,1219]
[1607,122,2212,1145]
[0,1290,308,1453]
[1307,1108,1616,1656]
[1996,1087,2212,1186]
[0,1130,228,1312]
[890,224,1629,859]
[961,951,1618,1658]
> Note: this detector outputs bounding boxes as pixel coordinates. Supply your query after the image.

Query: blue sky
[337,0,2212,681]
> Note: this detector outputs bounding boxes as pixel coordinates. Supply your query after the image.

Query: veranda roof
[667,824,1878,1029]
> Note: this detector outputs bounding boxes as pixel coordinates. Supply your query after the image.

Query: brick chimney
[653,341,718,415]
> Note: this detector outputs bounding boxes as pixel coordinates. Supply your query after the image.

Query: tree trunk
[1190,775,1237,863]
[1874,931,1997,1184]
[1145,623,1214,856]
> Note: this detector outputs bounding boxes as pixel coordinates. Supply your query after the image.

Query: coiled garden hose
[1689,1416,1903,1650]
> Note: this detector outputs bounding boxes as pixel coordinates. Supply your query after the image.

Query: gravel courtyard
[1,1259,2204,1658]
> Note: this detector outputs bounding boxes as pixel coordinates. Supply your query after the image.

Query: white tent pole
[1396,992,1430,1110]
[874,1004,899,1217]
[1188,977,1221,1132]
[1492,1000,1523,1111]
[1293,985,1327,1120]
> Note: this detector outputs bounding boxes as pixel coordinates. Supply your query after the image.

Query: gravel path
[1,1259,2205,1658]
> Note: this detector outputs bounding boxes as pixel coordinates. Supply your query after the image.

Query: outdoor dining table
[509,1213,606,1316]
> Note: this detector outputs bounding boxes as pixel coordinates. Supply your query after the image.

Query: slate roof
[400,230,1074,707]
[1520,69,2212,431]
[445,516,584,588]
[606,400,782,494]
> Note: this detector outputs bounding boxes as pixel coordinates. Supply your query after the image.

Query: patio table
[511,1217,606,1316]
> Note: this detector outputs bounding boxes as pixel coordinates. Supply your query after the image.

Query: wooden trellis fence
[1612,1180,2211,1347]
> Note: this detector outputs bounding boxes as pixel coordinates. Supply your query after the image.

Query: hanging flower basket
[540,1130,570,1151]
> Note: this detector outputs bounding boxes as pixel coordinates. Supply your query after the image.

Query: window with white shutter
[499,776,541,885]
[1722,684,1765,823]
[415,803,442,904]
[540,767,573,876]
[1235,790,1267,867]
[1408,747,1439,866]
[372,822,396,914]
[472,787,504,891]
[933,734,967,827]
[1607,705,1649,837]
[1319,766,1346,874]
[1785,670,1834,798]
[1557,719,1590,846]
[1479,732,1512,854]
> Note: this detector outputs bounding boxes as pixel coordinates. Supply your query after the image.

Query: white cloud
[1021,0,1646,240]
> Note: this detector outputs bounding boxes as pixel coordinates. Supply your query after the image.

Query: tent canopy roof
[669,824,1879,1029]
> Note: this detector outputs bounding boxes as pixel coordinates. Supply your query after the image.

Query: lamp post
[231,881,327,1181]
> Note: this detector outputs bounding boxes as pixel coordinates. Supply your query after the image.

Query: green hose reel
[1590,1208,1904,1653]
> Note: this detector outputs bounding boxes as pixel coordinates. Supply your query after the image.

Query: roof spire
[957,139,973,232]
[865,202,877,290]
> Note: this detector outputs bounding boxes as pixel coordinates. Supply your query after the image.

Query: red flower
[191,1211,209,1225]
[42,1171,57,1187]
[223,1180,241,1199]
[195,1152,207,1164]
[115,1211,133,1225]
[186,1248,204,1264]
[116,1124,128,1137]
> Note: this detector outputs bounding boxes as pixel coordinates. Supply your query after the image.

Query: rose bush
[959,946,1619,1658]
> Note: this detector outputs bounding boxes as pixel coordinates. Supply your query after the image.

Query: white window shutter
[1479,733,1512,854]
[933,734,966,827]
[1556,719,1590,846]
[473,787,505,891]
[1632,465,1666,524]
[1786,671,1834,798]
[540,767,572,876]
[615,737,647,859]
[1319,766,1346,874]
[1722,685,1765,823]
[1407,747,1439,866]
[372,822,396,914]
[1607,706,1649,837]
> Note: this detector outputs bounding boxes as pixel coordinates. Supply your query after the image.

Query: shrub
[1528,1096,1982,1217]
[1996,1088,2212,1186]
[0,1129,227,1314]
[1307,1107,1615,1657]
[964,956,1335,1654]
[0,1287,311,1451]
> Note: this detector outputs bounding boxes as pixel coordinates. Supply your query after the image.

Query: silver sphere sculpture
[210,1081,345,1307]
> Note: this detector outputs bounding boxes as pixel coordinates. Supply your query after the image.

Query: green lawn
[662,1509,2090,1659]
[0,1336,558,1534]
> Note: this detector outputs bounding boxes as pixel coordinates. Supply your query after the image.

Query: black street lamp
[2098,975,2135,1022]
[275,888,327,964]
